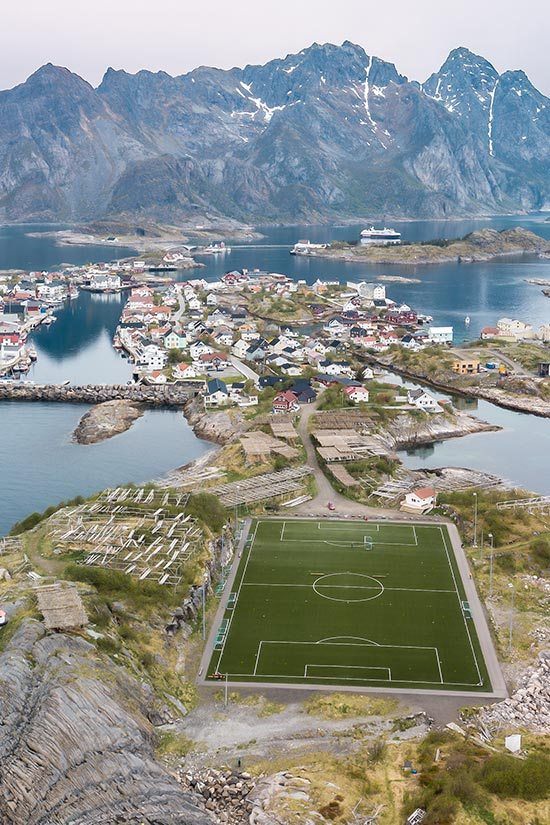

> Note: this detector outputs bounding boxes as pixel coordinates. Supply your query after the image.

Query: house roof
[411,487,436,500]
[274,390,299,404]
[206,378,228,395]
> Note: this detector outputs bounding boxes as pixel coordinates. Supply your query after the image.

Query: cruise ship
[360,226,402,245]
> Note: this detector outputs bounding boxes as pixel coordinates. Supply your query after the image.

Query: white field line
[242,582,455,594]
[435,648,444,683]
[280,538,419,547]
[253,639,447,684]
[305,664,391,680]
[218,519,259,672]
[439,526,483,686]
[224,672,482,687]
[280,521,286,542]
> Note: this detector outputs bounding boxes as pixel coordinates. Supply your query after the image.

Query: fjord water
[0,218,549,533]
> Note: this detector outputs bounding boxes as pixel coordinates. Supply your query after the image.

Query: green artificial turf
[207,519,491,692]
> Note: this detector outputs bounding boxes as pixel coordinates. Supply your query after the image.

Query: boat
[69,286,79,299]
[290,240,328,256]
[202,242,231,254]
[27,346,38,361]
[42,315,56,325]
[464,315,471,325]
[360,226,402,245]
[61,379,71,386]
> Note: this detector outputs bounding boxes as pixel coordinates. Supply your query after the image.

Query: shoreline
[367,357,550,419]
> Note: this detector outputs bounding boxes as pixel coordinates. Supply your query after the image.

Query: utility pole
[472,492,478,548]
[488,533,494,599]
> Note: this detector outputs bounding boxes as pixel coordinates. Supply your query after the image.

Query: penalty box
[279,520,419,547]
[254,640,443,684]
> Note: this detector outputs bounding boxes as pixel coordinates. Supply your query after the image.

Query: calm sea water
[0,217,549,533]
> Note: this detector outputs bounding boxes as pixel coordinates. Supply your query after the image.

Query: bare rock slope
[0,619,212,824]
[73,399,144,444]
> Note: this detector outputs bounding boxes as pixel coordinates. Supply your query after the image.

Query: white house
[353,282,386,301]
[232,338,250,359]
[497,318,534,340]
[189,341,213,360]
[206,292,218,306]
[362,366,374,380]
[319,360,354,378]
[280,363,303,376]
[344,386,370,404]
[203,378,229,406]
[138,345,167,371]
[428,326,453,344]
[407,388,441,412]
[401,487,437,514]
[163,330,188,350]
[174,362,199,380]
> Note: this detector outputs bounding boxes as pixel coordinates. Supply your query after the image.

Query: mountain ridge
[0,42,548,223]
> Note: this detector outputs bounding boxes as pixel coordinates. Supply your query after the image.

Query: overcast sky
[1,0,549,94]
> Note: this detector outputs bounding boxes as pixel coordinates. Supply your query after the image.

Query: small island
[73,399,145,444]
[316,227,550,265]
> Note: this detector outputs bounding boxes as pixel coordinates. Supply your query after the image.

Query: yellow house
[452,352,480,374]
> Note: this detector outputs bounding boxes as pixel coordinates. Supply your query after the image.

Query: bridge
[0,381,202,407]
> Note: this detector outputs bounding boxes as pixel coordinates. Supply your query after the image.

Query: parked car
[0,609,8,627]
[327,501,335,511]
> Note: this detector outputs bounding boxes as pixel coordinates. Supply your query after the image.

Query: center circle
[312,572,384,603]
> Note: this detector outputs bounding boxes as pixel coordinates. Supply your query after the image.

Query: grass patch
[155,730,196,758]
[304,693,399,720]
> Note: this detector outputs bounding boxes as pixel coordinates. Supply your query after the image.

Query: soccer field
[206,519,492,693]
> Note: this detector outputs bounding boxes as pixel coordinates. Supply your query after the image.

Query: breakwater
[0,382,201,407]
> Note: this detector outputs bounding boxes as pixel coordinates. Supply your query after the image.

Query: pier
[0,382,201,407]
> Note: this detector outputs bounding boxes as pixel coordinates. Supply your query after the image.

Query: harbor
[0,217,549,534]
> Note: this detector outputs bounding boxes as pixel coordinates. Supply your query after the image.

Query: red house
[272,390,299,413]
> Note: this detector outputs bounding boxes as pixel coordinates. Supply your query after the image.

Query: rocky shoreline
[316,227,550,266]
[370,358,550,418]
[381,409,500,450]
[73,399,145,444]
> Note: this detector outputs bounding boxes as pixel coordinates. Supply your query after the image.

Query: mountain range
[0,42,548,224]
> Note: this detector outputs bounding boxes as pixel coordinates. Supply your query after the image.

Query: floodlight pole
[508,584,515,657]
[224,673,229,707]
[201,583,206,640]
[472,492,478,548]
[488,533,494,599]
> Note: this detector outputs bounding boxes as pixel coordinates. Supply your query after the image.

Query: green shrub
[479,754,550,801]
[186,492,226,533]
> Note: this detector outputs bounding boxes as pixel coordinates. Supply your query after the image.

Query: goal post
[363,535,373,551]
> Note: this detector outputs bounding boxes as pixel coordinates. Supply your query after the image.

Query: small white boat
[290,240,328,255]
[27,346,38,361]
[464,315,471,325]
[61,379,71,386]
[42,315,56,325]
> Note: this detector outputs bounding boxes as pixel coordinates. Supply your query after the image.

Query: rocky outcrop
[382,409,499,450]
[0,382,197,407]
[477,652,550,732]
[320,228,550,265]
[0,619,213,824]
[183,397,248,445]
[73,399,144,444]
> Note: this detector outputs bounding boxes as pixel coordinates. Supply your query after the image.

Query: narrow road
[294,400,433,521]
[228,356,261,385]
